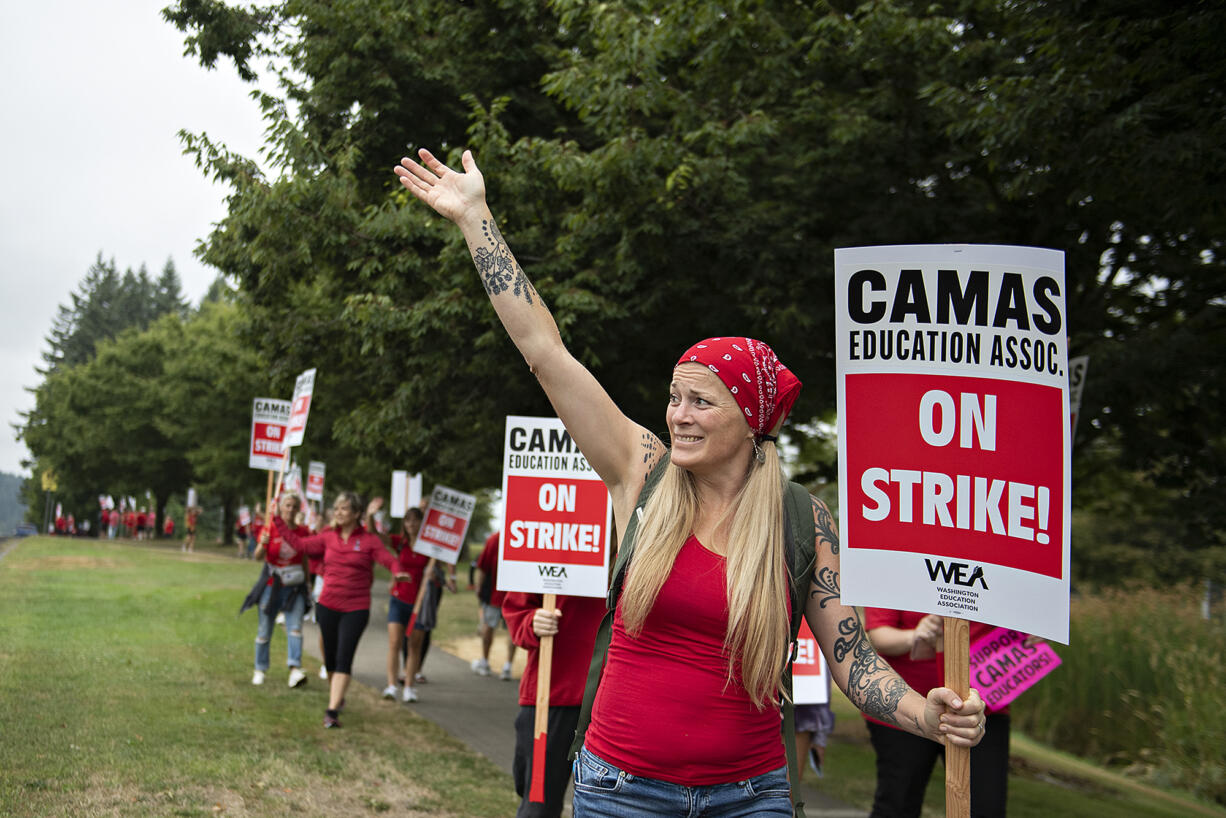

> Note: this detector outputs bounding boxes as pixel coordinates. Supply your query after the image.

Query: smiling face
[278,493,301,521]
[667,363,754,475]
[330,497,359,529]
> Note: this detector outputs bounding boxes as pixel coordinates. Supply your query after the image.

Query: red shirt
[863,608,1006,727]
[389,534,429,604]
[503,592,606,707]
[585,536,785,785]
[477,533,506,607]
[257,521,312,585]
[275,517,397,612]
[163,518,175,535]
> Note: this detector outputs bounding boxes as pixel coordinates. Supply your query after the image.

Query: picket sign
[272,369,317,500]
[413,485,476,564]
[249,398,291,471]
[306,461,326,502]
[390,470,423,518]
[834,245,1070,818]
[792,618,830,705]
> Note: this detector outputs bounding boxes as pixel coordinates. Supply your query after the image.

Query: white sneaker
[252,670,266,686]
[402,686,418,703]
[288,668,307,688]
[471,657,491,676]
[318,666,329,680]
[501,662,513,681]
[275,612,286,625]
[382,685,398,699]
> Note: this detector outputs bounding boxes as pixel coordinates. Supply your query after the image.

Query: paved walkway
[304,603,866,818]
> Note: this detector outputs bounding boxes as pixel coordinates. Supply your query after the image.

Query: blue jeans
[572,746,792,817]
[254,584,305,671]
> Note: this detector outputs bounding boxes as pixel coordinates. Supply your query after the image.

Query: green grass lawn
[0,536,519,818]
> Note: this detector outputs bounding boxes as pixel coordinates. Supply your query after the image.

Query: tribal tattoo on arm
[834,611,917,731]
[812,495,838,555]
[473,219,539,305]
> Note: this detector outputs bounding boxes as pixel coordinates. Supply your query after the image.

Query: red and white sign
[238,506,252,528]
[284,462,304,496]
[793,618,830,705]
[413,485,476,564]
[306,461,326,502]
[836,245,1070,643]
[284,368,316,448]
[249,398,291,471]
[970,627,1061,710]
[498,416,612,598]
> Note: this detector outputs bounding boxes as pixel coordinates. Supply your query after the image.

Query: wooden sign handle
[529,592,557,803]
[944,616,971,818]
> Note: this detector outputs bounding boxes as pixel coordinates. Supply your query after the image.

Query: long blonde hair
[620,440,789,709]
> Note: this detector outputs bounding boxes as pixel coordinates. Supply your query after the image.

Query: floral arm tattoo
[808,494,918,732]
[472,218,539,305]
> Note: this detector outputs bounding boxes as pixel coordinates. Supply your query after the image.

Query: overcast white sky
[0,0,269,476]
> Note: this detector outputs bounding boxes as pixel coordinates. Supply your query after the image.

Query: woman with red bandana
[395,149,986,816]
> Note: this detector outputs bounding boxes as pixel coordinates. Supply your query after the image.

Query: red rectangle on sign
[419,508,465,555]
[502,475,608,567]
[793,618,825,679]
[844,373,1064,578]
[251,423,285,456]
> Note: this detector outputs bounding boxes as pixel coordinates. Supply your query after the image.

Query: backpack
[569,453,817,817]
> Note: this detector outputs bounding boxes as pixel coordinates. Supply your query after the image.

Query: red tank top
[585,536,785,785]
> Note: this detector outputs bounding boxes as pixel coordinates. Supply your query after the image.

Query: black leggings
[315,603,369,675]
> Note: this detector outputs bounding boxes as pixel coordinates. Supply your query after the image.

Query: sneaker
[251,670,266,686]
[414,672,427,684]
[501,662,513,681]
[288,668,307,688]
[275,612,286,625]
[318,666,329,680]
[382,685,398,699]
[323,711,341,728]
[471,658,491,677]
[403,686,418,703]
[808,747,823,778]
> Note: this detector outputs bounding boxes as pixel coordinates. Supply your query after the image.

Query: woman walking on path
[249,492,313,688]
[395,148,985,816]
[380,507,429,702]
[274,492,410,728]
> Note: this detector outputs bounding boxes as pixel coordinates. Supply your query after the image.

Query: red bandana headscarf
[676,337,802,437]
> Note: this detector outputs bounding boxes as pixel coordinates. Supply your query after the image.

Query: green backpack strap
[569,453,671,762]
[781,480,817,818]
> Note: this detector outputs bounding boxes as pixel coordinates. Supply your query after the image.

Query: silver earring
[753,438,765,464]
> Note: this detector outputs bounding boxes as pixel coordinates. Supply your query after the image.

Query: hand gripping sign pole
[834,245,1071,818]
[498,416,613,803]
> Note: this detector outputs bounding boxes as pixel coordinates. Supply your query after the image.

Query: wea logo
[537,565,569,578]
[925,559,989,589]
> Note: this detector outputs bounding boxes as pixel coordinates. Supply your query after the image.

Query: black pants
[315,603,369,675]
[513,705,580,818]
[867,713,1010,818]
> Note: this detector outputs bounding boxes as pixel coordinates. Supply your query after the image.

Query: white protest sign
[238,506,252,528]
[284,462,304,496]
[249,398,292,471]
[186,488,198,508]
[792,618,831,705]
[498,416,612,598]
[284,368,317,448]
[413,485,476,564]
[390,471,424,518]
[836,245,1070,643]
[306,461,326,502]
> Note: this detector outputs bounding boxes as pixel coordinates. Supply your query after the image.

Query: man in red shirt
[472,532,516,680]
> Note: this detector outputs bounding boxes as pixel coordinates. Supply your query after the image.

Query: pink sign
[969,626,1061,710]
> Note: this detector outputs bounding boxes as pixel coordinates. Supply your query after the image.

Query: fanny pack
[275,564,306,586]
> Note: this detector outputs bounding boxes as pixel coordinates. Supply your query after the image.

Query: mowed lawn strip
[0,537,519,818]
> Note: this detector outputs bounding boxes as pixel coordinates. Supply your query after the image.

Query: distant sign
[390,470,423,518]
[498,416,612,598]
[249,398,292,471]
[792,618,830,705]
[306,461,326,502]
[413,485,476,565]
[284,462,304,496]
[1068,355,1089,438]
[969,627,1061,710]
[284,368,317,448]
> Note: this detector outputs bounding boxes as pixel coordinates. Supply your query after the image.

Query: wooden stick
[944,616,971,818]
[529,592,557,803]
[272,447,292,500]
[263,470,275,529]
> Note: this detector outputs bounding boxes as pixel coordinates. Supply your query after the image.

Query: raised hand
[394,148,487,225]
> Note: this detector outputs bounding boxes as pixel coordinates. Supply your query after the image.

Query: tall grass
[1011,584,1226,805]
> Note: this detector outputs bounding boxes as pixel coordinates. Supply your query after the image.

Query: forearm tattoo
[810,565,840,610]
[835,612,912,729]
[473,219,538,305]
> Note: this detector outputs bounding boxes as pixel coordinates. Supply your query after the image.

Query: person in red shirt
[864,610,1021,818]
[123,510,137,539]
[472,531,516,680]
[136,509,148,540]
[163,515,175,537]
[274,492,409,728]
[396,149,985,815]
[502,593,605,818]
[379,507,428,701]
[183,506,200,553]
[249,492,314,689]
